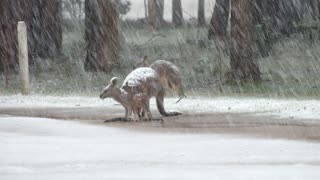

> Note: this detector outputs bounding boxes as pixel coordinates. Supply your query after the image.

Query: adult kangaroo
[122,67,182,117]
[150,60,186,103]
[135,57,186,103]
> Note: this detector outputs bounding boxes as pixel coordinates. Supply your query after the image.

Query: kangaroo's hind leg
[156,89,182,117]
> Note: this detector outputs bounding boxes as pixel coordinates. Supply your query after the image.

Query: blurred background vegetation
[1,0,320,98]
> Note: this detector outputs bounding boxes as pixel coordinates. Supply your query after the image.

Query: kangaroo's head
[133,55,149,69]
[100,77,119,99]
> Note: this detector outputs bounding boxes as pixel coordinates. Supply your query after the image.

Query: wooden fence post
[17,21,30,95]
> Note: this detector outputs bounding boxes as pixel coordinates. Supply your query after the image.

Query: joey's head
[133,55,149,69]
[100,77,119,99]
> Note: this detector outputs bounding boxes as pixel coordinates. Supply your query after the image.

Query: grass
[1,25,320,99]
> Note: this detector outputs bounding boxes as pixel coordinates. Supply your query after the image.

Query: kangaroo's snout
[99,90,108,100]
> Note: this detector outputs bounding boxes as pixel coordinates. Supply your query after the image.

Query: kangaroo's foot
[163,110,182,117]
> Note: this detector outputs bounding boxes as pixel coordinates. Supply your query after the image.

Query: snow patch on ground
[1,116,320,180]
[1,95,320,120]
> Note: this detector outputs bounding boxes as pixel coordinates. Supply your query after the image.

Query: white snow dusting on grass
[1,95,320,120]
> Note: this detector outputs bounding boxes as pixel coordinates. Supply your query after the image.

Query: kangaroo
[133,56,150,69]
[135,57,186,103]
[121,67,182,117]
[132,93,153,121]
[99,77,152,121]
[150,60,186,102]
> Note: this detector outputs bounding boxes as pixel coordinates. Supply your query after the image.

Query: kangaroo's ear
[110,77,118,86]
[143,55,148,62]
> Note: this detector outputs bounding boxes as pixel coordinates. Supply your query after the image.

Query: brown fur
[132,93,152,121]
[99,77,153,121]
[135,58,186,100]
[150,60,186,99]
[121,67,181,117]
[133,56,150,69]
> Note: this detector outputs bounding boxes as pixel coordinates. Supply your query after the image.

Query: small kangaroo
[121,67,182,117]
[135,57,186,103]
[99,77,152,121]
[133,56,150,69]
[132,93,153,121]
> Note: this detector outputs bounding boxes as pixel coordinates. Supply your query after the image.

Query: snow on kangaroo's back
[134,57,186,101]
[122,67,159,88]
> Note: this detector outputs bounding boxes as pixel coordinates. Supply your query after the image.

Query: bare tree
[0,0,66,79]
[230,0,260,81]
[172,0,184,26]
[147,0,164,30]
[208,0,230,90]
[0,0,16,86]
[208,0,229,39]
[34,0,62,58]
[0,0,35,75]
[84,0,120,73]
[310,0,319,20]
[159,0,164,20]
[198,0,205,26]
[256,0,304,35]
[62,0,84,20]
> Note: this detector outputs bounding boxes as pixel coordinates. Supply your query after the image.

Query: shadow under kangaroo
[100,60,185,121]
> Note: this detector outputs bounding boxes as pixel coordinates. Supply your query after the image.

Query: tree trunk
[84,0,120,73]
[0,0,62,76]
[198,0,205,26]
[172,0,184,27]
[0,0,17,73]
[15,0,38,64]
[37,0,62,58]
[208,0,230,39]
[159,0,164,20]
[144,0,148,19]
[208,0,230,90]
[311,0,320,20]
[256,0,303,35]
[147,0,164,30]
[230,0,261,82]
[0,0,36,72]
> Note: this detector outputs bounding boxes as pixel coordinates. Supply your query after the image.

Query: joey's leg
[145,100,152,121]
[125,108,129,121]
[125,107,133,121]
[133,112,139,122]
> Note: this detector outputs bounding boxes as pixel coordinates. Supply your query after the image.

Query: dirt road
[1,106,320,141]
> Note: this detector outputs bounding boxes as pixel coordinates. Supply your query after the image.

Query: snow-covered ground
[1,116,320,180]
[1,95,320,120]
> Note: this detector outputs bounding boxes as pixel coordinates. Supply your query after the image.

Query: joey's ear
[110,77,118,86]
[143,55,148,62]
